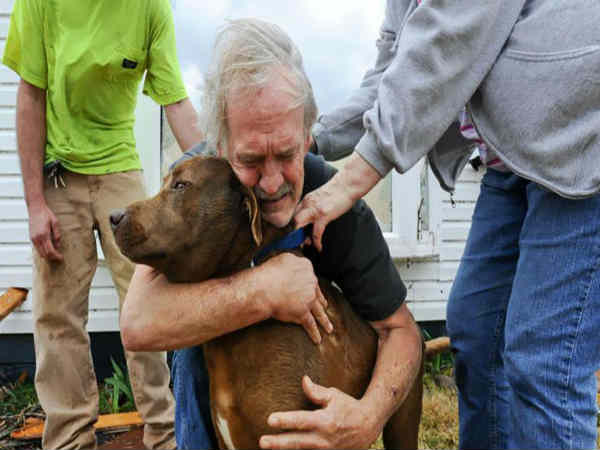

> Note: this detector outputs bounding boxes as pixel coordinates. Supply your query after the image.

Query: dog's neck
[161,217,293,283]
[215,219,294,276]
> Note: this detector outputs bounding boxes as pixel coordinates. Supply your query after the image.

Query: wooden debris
[11,412,143,440]
[16,371,28,386]
[0,288,28,322]
[95,412,143,431]
[425,336,451,359]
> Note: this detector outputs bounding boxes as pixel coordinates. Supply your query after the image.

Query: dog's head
[110,156,291,282]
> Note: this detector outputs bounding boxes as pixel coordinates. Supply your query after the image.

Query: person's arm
[260,303,421,449]
[303,0,511,243]
[16,79,62,261]
[144,0,201,151]
[320,0,508,177]
[163,97,203,152]
[4,1,58,260]
[311,0,416,161]
[120,251,333,351]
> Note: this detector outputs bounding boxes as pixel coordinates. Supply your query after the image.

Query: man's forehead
[227,100,305,132]
[226,77,305,126]
[231,135,302,154]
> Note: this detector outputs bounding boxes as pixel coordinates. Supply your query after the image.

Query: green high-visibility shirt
[3,0,188,174]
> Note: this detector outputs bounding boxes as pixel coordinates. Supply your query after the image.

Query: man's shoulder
[170,142,216,171]
[302,153,336,197]
[146,0,171,16]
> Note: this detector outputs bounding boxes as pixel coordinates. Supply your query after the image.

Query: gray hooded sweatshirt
[313,0,600,198]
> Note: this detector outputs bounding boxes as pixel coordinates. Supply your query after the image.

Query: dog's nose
[110,209,126,230]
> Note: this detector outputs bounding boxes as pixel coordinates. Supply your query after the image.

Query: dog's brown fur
[112,155,424,449]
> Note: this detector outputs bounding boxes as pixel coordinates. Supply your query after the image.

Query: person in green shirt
[3,1,203,448]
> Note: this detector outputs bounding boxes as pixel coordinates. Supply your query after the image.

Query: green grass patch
[0,381,38,416]
[98,358,136,415]
[0,358,136,419]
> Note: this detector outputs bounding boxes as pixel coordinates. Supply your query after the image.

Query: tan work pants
[33,169,175,450]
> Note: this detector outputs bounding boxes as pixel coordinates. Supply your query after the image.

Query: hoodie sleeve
[315,0,515,178]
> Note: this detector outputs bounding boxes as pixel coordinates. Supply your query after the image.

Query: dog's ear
[241,185,263,247]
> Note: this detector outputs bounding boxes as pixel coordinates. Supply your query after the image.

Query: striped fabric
[458,108,509,172]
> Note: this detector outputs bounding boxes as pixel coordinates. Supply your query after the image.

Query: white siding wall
[402,164,483,322]
[0,0,160,333]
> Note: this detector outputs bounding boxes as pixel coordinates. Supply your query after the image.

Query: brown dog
[111,155,424,449]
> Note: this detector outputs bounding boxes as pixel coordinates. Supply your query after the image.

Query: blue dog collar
[252,227,306,265]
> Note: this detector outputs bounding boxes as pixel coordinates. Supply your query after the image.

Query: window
[330,158,442,259]
[387,160,442,258]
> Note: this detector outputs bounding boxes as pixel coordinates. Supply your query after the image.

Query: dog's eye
[172,181,190,191]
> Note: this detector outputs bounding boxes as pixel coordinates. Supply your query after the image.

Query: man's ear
[241,185,263,247]
[303,132,312,155]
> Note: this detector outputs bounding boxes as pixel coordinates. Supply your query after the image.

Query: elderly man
[121,19,422,450]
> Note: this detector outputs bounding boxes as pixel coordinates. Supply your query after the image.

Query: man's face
[220,75,310,228]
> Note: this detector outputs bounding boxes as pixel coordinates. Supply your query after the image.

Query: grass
[372,346,459,449]
[419,385,459,449]
[0,376,44,449]
[0,381,39,417]
[98,358,136,415]
[0,360,135,450]
[371,382,458,450]
[419,344,459,449]
[418,331,459,449]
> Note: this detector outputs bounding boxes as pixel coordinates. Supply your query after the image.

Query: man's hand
[29,202,63,261]
[259,375,379,450]
[259,252,333,344]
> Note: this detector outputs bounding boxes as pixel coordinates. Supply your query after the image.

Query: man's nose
[258,166,284,195]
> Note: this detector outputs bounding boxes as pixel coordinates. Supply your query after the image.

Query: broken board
[0,287,28,322]
[11,412,143,440]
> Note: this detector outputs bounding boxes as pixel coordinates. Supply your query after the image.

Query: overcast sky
[172,0,385,116]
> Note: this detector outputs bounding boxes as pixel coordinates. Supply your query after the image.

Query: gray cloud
[172,1,384,116]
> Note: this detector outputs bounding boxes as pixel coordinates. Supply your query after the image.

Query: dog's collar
[252,228,306,266]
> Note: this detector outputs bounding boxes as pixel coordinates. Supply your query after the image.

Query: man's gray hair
[200,18,318,150]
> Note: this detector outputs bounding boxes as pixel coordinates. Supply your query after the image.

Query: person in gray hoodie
[295,0,600,448]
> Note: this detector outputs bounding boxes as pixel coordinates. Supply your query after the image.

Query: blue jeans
[447,169,600,449]
[171,346,217,450]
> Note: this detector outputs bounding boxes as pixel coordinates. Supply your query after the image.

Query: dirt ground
[98,428,144,450]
